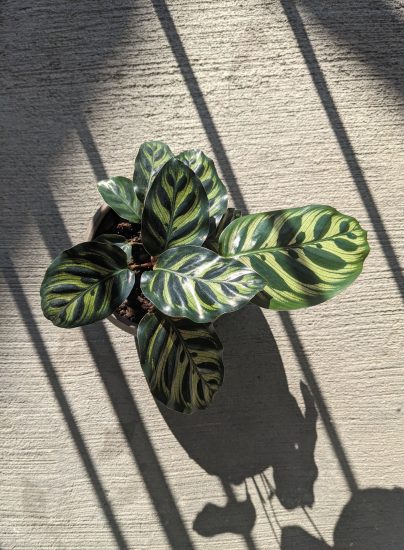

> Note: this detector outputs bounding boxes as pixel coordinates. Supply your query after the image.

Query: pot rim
[85,203,138,336]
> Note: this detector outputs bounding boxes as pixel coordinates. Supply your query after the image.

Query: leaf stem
[128,261,154,271]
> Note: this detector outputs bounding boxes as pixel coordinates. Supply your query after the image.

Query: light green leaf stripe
[94,233,133,261]
[133,141,173,202]
[137,312,224,413]
[40,241,136,328]
[141,158,210,256]
[140,245,265,322]
[177,149,228,223]
[97,176,141,223]
[219,205,369,310]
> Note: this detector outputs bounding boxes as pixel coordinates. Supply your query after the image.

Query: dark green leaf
[133,141,173,202]
[137,311,224,413]
[40,241,136,328]
[141,158,210,256]
[216,208,242,234]
[204,208,242,252]
[219,205,369,310]
[94,233,132,261]
[177,149,228,223]
[140,245,265,322]
[97,176,141,223]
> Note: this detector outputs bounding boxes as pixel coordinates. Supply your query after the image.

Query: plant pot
[85,204,138,336]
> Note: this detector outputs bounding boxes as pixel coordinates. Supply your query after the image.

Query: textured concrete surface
[1,0,403,548]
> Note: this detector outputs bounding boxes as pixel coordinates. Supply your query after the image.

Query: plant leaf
[219,205,369,310]
[40,241,136,328]
[140,245,265,322]
[137,311,224,413]
[94,233,132,261]
[204,207,242,252]
[133,140,173,202]
[141,158,210,256]
[177,149,228,223]
[97,176,141,223]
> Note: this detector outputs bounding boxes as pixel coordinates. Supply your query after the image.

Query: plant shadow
[281,487,404,550]
[158,305,319,540]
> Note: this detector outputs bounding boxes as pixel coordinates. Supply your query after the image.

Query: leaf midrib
[163,182,178,251]
[53,266,130,318]
[102,179,141,221]
[121,191,140,220]
[148,149,159,186]
[224,230,357,257]
[165,316,212,385]
[155,266,229,284]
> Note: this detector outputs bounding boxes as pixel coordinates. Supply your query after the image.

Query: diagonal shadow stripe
[3,259,130,550]
[77,117,108,182]
[152,0,359,495]
[82,323,195,550]
[76,119,194,548]
[150,0,246,211]
[297,0,404,101]
[32,116,194,549]
[279,312,358,494]
[2,2,193,545]
[280,0,404,302]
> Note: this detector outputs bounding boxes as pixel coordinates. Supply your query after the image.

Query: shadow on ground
[152,1,404,545]
[282,487,404,550]
[299,0,404,96]
[3,0,404,547]
[159,305,319,543]
[1,2,194,548]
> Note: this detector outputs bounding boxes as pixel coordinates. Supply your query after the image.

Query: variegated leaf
[137,311,224,413]
[40,241,136,328]
[219,205,369,310]
[94,233,132,261]
[97,176,141,223]
[133,140,173,202]
[141,158,210,256]
[140,245,265,322]
[177,149,228,223]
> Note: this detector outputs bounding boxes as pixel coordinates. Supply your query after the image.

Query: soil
[97,219,154,324]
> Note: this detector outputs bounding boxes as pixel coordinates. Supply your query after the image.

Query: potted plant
[40,141,369,413]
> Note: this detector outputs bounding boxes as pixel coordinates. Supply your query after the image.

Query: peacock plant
[40,141,370,413]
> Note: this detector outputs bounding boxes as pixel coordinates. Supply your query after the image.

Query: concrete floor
[1,0,403,548]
